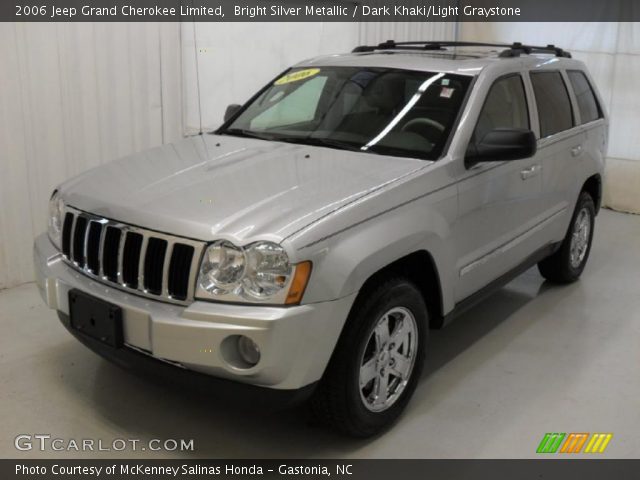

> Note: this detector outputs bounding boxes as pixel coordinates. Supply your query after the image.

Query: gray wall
[0,23,183,289]
[181,22,456,132]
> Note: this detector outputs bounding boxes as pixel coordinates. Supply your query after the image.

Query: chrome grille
[61,206,204,305]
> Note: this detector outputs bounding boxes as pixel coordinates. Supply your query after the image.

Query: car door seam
[459,206,567,277]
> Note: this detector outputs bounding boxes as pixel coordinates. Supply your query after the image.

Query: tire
[311,277,428,437]
[538,191,596,283]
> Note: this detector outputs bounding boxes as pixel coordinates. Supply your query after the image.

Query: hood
[61,134,426,243]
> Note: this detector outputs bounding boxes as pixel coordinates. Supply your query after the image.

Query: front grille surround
[60,206,205,305]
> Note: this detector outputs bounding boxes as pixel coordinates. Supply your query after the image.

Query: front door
[453,73,547,301]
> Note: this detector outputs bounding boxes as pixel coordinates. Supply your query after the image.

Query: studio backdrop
[0,21,637,290]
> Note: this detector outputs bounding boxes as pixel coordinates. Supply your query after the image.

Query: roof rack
[500,42,572,58]
[351,40,572,58]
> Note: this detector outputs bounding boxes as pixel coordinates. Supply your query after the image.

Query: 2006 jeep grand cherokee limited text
[35,41,607,437]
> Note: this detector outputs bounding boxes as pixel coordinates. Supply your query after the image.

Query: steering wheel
[401,118,446,144]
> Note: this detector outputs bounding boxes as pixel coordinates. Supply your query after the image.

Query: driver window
[474,75,529,142]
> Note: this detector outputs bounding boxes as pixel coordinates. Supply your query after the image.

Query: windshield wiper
[219,128,274,141]
[366,143,432,161]
[274,136,362,152]
[220,130,363,153]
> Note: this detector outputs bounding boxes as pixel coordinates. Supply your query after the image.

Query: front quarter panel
[284,161,458,314]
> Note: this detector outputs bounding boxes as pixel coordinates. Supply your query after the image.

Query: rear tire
[538,191,595,283]
[311,277,428,437]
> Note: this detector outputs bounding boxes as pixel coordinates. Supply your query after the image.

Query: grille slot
[122,232,143,288]
[144,238,168,295]
[86,222,103,274]
[168,244,195,300]
[59,208,202,305]
[72,216,88,267]
[102,226,121,282]
[62,212,74,257]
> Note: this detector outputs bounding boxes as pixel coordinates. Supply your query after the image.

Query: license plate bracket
[69,289,123,348]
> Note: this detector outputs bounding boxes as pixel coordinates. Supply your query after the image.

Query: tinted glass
[251,76,327,129]
[474,75,529,141]
[530,71,574,137]
[568,71,601,124]
[224,67,472,160]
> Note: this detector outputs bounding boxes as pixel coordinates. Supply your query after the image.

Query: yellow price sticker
[274,68,321,85]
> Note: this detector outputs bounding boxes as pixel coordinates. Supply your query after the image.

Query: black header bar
[3,0,640,22]
[5,459,640,480]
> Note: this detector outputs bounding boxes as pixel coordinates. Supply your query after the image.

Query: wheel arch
[582,173,602,214]
[349,250,445,330]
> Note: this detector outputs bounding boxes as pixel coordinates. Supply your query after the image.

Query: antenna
[192,21,203,135]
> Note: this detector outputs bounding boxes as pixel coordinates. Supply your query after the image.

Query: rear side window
[530,71,574,137]
[474,74,529,142]
[567,71,602,124]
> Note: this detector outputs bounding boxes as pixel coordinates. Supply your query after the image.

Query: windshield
[220,66,472,160]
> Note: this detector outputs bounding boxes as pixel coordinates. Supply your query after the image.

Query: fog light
[237,336,260,366]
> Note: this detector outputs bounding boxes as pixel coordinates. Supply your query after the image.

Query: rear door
[529,70,587,244]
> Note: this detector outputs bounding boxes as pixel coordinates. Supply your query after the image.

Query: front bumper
[34,234,356,393]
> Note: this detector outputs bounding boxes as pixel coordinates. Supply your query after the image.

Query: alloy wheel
[358,306,418,412]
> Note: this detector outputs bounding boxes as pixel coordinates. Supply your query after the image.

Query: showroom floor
[1,208,638,459]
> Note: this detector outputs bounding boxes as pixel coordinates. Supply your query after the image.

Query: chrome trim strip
[69,214,78,263]
[97,218,108,277]
[138,235,149,292]
[116,228,126,285]
[187,245,203,300]
[60,206,206,306]
[162,241,174,298]
[82,219,91,267]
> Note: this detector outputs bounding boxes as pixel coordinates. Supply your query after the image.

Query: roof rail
[351,40,572,58]
[499,42,572,58]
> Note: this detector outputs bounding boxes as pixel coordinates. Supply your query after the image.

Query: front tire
[311,277,428,437]
[538,191,596,283]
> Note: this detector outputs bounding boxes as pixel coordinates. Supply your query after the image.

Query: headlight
[48,190,65,249]
[197,240,311,305]
[242,242,291,299]
[198,241,246,295]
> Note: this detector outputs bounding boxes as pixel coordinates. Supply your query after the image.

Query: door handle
[520,164,541,180]
[571,145,583,157]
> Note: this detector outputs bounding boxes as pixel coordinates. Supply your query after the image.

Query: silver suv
[34,41,607,437]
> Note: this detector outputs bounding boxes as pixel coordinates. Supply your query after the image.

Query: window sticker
[440,87,455,98]
[274,68,321,85]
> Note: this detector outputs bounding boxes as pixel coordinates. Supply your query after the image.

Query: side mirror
[224,104,242,122]
[465,128,537,168]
